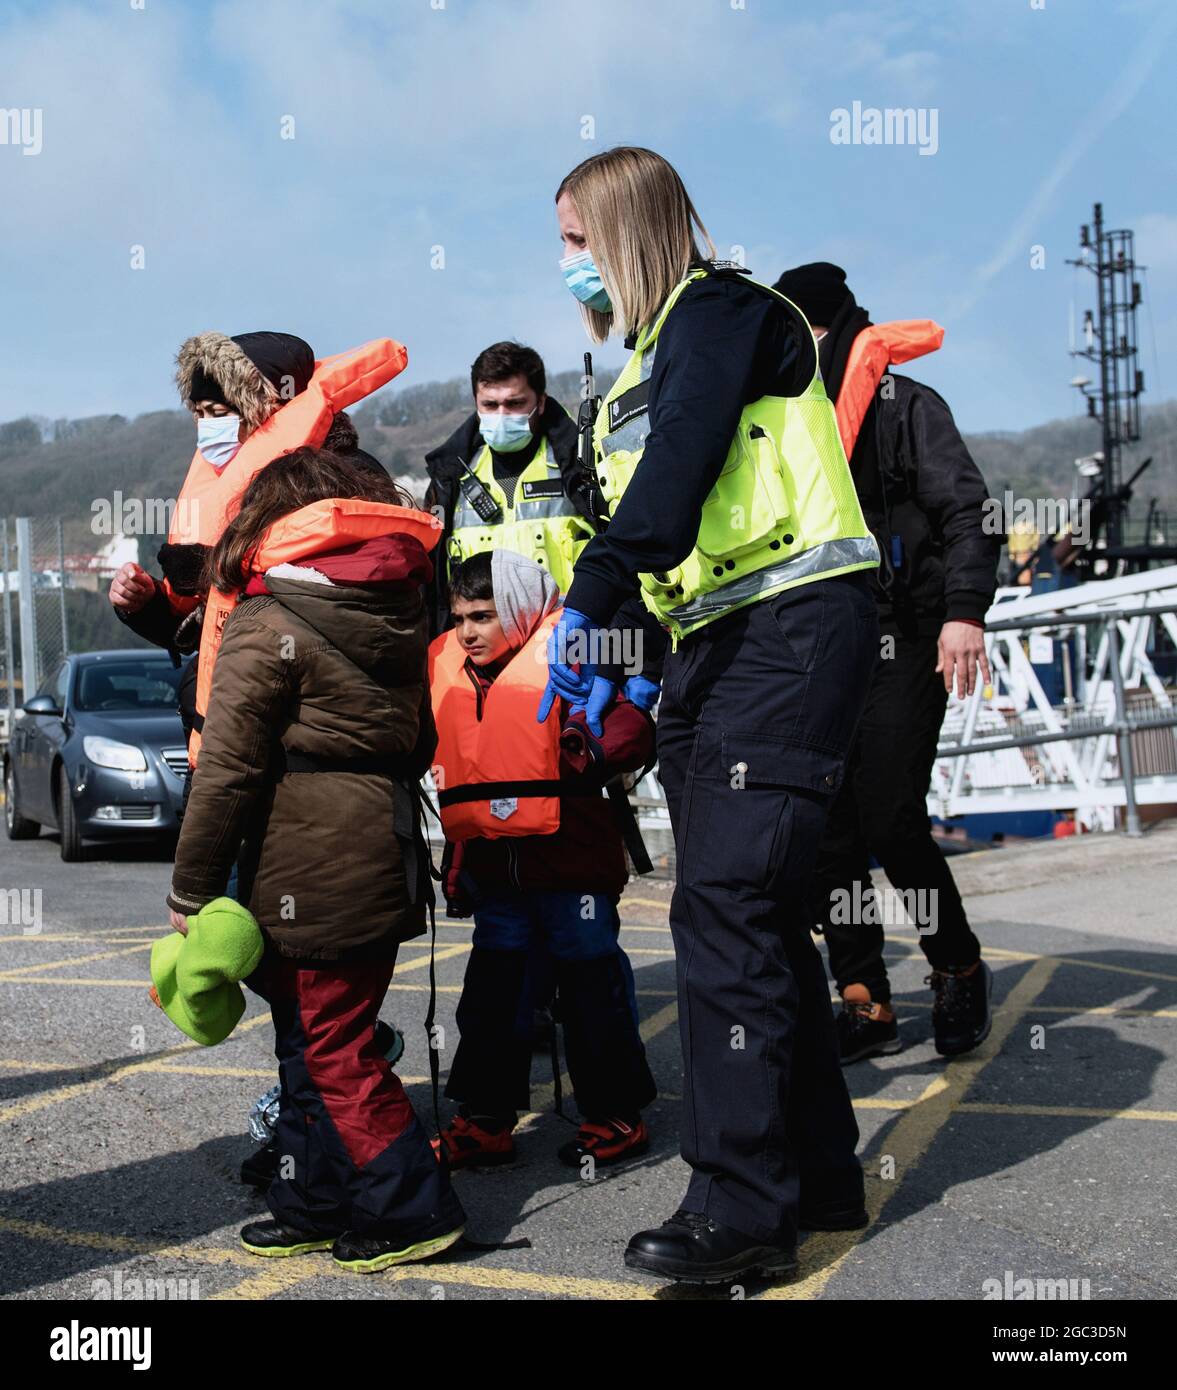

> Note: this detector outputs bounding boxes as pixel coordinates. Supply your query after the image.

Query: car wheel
[4,759,40,840]
[57,764,85,862]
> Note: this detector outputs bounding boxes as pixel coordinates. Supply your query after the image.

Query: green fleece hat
[150,898,264,1047]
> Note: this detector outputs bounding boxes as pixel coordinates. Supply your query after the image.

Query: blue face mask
[560,249,612,312]
[479,409,537,454]
[196,413,243,469]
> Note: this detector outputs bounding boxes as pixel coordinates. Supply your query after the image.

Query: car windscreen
[74,661,181,712]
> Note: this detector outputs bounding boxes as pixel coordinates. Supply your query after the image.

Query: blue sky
[1,0,1174,435]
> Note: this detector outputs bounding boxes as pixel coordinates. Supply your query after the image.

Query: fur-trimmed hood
[175,331,315,435]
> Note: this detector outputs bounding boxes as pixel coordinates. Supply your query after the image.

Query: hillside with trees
[2,373,1174,575]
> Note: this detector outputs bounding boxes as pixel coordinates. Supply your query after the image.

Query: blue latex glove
[569,676,616,738]
[624,673,661,712]
[538,608,597,723]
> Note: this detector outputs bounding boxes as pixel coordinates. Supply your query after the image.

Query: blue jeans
[471,891,639,1023]
[446,890,656,1119]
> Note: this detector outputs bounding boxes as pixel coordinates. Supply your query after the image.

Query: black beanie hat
[772,262,852,328]
[186,333,315,411]
[232,332,315,398]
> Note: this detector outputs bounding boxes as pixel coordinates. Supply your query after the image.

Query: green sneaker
[332,1225,465,1273]
[240,1219,335,1257]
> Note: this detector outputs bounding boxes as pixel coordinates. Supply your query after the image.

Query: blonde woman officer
[540,147,881,1285]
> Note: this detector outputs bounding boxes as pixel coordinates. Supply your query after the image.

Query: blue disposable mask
[196,413,243,469]
[480,409,536,454]
[560,249,612,312]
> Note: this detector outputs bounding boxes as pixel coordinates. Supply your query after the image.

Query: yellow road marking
[394,943,470,973]
[762,957,1059,1300]
[0,941,152,977]
[0,1215,655,1300]
[983,945,1177,985]
[0,976,149,987]
[958,1101,1177,1122]
[207,1268,317,1300]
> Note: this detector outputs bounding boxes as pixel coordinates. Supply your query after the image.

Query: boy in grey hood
[434,550,658,1172]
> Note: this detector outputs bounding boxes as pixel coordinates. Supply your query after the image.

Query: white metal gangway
[930,565,1177,833]
[630,566,1177,842]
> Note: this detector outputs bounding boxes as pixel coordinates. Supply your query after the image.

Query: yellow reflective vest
[448,437,596,595]
[593,268,879,643]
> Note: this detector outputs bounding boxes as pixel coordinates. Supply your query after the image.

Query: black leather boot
[625,1210,797,1284]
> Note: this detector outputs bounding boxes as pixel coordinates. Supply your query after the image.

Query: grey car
[4,649,189,862]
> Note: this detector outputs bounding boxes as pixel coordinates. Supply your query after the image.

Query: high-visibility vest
[447,438,596,595]
[428,612,563,841]
[191,497,442,762]
[167,337,409,762]
[593,268,878,645]
[834,320,944,459]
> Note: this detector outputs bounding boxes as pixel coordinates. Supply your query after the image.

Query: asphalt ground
[1,820,1175,1303]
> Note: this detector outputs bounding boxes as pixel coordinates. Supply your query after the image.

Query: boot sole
[624,1245,798,1286]
[240,1235,335,1258]
[557,1137,649,1169]
[935,1012,992,1057]
[839,1036,901,1066]
[333,1225,466,1274]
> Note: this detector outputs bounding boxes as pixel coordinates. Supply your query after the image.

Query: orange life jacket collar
[250,497,441,574]
[835,320,944,460]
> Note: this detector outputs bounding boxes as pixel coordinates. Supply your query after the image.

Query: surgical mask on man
[197,413,243,469]
[480,408,537,454]
[560,250,612,312]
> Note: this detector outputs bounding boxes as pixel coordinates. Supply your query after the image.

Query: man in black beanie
[774,262,999,1064]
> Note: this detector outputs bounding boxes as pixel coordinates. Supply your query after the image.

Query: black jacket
[423,398,667,680]
[819,296,999,634]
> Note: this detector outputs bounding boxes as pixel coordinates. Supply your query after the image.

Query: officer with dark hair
[423,340,664,704]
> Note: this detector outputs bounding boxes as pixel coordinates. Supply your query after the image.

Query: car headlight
[82,736,148,772]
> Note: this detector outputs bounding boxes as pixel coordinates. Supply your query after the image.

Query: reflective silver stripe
[601,349,656,457]
[511,497,584,522]
[454,496,581,530]
[666,535,880,627]
[452,440,566,530]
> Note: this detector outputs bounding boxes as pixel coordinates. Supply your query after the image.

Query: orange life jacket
[834,320,944,459]
[428,612,563,841]
[163,336,408,762]
[166,338,407,552]
[190,497,442,762]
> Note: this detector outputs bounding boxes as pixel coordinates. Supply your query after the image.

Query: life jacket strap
[437,778,605,807]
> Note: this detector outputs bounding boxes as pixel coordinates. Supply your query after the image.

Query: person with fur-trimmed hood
[109,330,389,674]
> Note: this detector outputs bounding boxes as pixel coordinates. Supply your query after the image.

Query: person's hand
[936,621,991,698]
[623,673,661,712]
[109,562,156,614]
[569,675,616,738]
[538,609,598,721]
[168,908,189,936]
